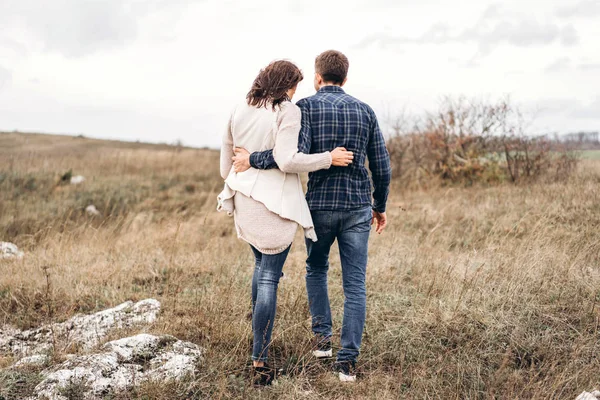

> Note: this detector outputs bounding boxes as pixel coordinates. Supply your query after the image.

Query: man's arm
[367,107,392,232]
[249,149,277,170]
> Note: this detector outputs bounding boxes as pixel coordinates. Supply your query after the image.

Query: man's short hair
[315,50,349,85]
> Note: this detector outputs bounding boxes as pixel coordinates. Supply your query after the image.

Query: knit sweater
[218,101,332,254]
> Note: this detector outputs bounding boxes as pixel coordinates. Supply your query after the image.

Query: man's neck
[318,83,342,90]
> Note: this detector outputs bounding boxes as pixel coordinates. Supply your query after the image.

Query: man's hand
[331,147,354,167]
[372,210,387,234]
[232,147,251,173]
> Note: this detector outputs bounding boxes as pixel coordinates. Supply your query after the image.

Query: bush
[387,97,579,187]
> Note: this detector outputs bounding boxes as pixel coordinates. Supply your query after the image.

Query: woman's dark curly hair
[247,60,304,110]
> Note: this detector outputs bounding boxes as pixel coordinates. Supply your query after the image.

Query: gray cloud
[0,0,191,58]
[578,63,600,72]
[356,23,455,49]
[545,57,571,73]
[557,0,600,18]
[0,66,12,91]
[544,59,600,74]
[528,98,576,116]
[570,98,600,119]
[0,37,29,58]
[525,98,600,135]
[355,5,580,58]
[534,97,600,120]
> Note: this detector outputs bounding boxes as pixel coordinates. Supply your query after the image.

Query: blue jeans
[250,245,291,362]
[305,206,372,362]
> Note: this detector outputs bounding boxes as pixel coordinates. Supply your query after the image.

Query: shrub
[387,97,579,187]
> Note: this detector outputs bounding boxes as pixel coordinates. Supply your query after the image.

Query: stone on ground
[577,391,600,400]
[0,299,160,358]
[70,175,85,185]
[0,242,24,260]
[31,334,203,399]
[13,354,50,368]
[85,204,101,216]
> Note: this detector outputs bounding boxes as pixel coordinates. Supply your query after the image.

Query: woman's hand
[232,148,251,173]
[330,147,354,167]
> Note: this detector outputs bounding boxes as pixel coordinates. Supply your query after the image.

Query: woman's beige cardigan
[218,101,332,254]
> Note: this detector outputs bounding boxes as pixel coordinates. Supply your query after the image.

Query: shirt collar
[318,85,345,94]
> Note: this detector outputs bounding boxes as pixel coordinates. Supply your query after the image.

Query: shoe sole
[312,349,332,358]
[338,372,356,382]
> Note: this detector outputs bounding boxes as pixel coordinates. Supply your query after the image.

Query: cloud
[0,0,192,58]
[355,23,455,49]
[355,4,579,58]
[533,97,600,120]
[557,0,600,18]
[0,37,29,58]
[525,98,600,135]
[529,98,576,115]
[544,59,600,74]
[545,57,571,73]
[0,66,12,91]
[578,63,600,72]
[570,98,600,119]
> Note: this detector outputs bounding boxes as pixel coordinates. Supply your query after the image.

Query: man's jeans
[305,206,371,362]
[250,245,291,362]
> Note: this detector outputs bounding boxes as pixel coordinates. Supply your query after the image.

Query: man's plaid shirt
[249,86,392,213]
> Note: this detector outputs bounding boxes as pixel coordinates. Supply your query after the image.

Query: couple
[218,50,391,385]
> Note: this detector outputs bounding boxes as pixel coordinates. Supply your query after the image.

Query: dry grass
[1,131,599,399]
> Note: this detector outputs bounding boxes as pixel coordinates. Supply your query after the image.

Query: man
[232,50,391,382]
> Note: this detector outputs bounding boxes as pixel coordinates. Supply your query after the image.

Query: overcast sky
[0,0,598,148]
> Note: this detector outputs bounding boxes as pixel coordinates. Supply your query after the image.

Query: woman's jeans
[250,245,291,362]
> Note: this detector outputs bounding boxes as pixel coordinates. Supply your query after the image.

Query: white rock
[577,391,600,400]
[70,175,85,185]
[31,334,203,399]
[0,299,161,358]
[103,333,164,360]
[85,205,100,216]
[0,241,24,260]
[13,354,50,368]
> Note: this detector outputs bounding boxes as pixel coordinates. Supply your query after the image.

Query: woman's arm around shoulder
[272,102,332,174]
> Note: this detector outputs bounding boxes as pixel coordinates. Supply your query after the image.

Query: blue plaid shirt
[249,86,391,213]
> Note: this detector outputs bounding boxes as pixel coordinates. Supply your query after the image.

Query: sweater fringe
[217,184,318,242]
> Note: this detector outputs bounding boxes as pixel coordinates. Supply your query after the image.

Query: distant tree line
[554,131,600,149]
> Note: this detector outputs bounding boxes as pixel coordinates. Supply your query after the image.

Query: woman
[218,60,353,386]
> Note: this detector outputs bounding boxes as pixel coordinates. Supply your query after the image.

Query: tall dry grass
[1,132,599,399]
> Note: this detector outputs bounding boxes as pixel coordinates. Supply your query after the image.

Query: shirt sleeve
[249,149,278,170]
[296,99,312,154]
[366,107,392,213]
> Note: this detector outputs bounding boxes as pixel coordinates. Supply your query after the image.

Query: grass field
[1,131,599,399]
[580,150,600,160]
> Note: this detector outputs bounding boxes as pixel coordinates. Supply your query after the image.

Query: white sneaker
[312,349,333,358]
[334,361,357,383]
[312,337,333,359]
[338,372,357,382]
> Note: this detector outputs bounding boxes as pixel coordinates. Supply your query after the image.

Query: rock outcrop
[0,299,160,358]
[1,299,205,399]
[577,391,600,400]
[30,333,203,400]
